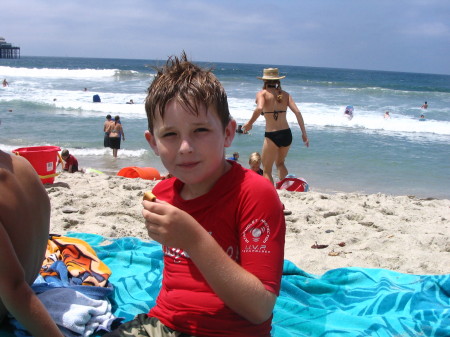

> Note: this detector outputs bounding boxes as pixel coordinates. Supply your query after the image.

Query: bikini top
[261,110,286,121]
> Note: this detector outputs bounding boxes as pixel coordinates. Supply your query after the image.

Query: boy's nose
[179,139,193,154]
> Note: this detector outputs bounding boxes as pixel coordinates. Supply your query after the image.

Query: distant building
[0,37,20,59]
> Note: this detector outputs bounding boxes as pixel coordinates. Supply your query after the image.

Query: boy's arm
[187,230,277,324]
[143,201,277,324]
[0,224,64,337]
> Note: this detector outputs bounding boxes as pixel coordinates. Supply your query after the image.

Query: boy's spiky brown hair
[145,51,231,133]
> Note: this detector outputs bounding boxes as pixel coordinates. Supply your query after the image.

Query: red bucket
[276,177,309,192]
[13,146,61,184]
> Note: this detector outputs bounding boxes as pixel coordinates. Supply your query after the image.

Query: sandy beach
[48,171,450,276]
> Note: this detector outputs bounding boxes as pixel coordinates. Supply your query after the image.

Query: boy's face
[250,162,260,172]
[145,100,235,189]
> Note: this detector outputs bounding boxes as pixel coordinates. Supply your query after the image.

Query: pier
[0,37,20,59]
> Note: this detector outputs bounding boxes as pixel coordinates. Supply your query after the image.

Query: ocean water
[1,56,449,198]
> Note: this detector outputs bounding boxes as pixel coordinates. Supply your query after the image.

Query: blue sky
[2,0,449,74]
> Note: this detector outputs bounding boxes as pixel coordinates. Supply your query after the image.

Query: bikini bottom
[264,128,293,148]
[109,137,121,149]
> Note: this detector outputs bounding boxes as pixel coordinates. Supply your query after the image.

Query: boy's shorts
[103,314,195,337]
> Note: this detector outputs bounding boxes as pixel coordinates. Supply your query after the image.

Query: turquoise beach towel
[2,233,448,336]
[67,233,449,337]
[69,233,450,337]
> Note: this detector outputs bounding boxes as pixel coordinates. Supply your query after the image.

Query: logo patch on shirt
[163,231,212,263]
[164,246,189,263]
[242,219,271,254]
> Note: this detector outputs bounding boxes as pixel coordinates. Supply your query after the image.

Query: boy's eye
[162,132,177,137]
[195,127,209,133]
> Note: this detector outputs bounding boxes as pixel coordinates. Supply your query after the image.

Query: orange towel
[41,235,111,287]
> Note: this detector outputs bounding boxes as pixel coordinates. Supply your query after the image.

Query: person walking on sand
[0,149,64,337]
[242,68,309,185]
[108,115,125,158]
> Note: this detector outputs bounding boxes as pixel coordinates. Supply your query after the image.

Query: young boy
[249,152,264,176]
[61,149,79,173]
[0,150,63,336]
[106,53,285,337]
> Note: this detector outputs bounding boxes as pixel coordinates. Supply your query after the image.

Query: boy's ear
[144,130,159,156]
[224,119,237,148]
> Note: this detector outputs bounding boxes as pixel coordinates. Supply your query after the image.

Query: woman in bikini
[243,68,309,185]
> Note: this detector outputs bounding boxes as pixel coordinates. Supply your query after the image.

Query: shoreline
[74,154,450,200]
[91,166,450,201]
[47,172,450,276]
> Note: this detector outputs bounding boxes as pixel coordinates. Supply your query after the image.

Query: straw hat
[257,68,286,80]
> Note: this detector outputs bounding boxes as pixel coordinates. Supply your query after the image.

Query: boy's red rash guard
[148,161,286,337]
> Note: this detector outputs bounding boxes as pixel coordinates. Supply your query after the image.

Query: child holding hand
[105,52,286,337]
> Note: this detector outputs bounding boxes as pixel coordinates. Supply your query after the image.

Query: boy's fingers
[142,200,166,216]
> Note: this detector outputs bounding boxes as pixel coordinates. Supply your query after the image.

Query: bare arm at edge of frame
[288,94,309,147]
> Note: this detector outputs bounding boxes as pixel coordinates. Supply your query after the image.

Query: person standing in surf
[103,114,114,148]
[242,68,309,185]
[108,115,125,158]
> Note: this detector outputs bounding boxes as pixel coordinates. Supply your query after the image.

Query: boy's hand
[142,199,203,250]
